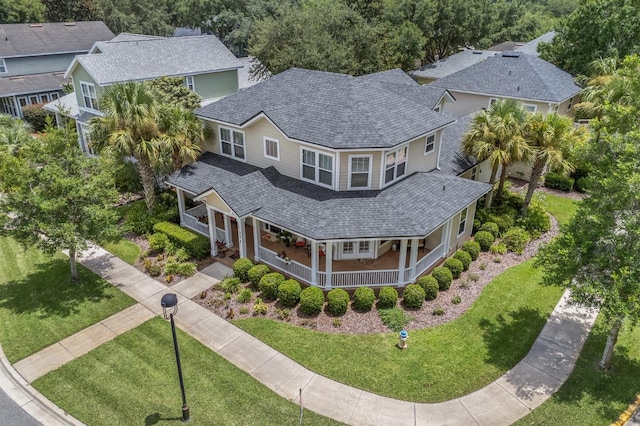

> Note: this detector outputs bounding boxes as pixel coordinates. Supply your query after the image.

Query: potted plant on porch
[276,230,294,247]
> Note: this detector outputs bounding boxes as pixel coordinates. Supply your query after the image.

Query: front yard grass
[233,259,563,402]
[516,317,640,425]
[0,237,136,363]
[102,237,141,265]
[33,318,342,426]
[536,192,578,226]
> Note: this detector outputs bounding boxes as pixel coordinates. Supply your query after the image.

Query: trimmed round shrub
[418,275,439,301]
[233,257,254,282]
[278,279,302,308]
[352,287,375,312]
[148,232,169,251]
[221,277,241,293]
[327,288,350,315]
[299,287,325,315]
[444,257,464,279]
[461,240,481,261]
[474,230,495,251]
[453,250,472,271]
[479,221,499,238]
[502,227,531,254]
[247,264,270,289]
[377,286,398,309]
[258,272,285,301]
[473,218,482,233]
[432,266,453,291]
[489,214,515,234]
[402,284,426,308]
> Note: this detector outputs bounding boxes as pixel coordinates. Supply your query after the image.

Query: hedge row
[153,221,210,259]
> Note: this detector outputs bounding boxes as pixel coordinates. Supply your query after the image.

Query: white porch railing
[318,269,400,288]
[215,227,226,243]
[414,243,445,278]
[259,247,312,283]
[403,267,412,283]
[183,204,209,236]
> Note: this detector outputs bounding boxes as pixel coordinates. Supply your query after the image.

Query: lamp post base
[182,405,190,422]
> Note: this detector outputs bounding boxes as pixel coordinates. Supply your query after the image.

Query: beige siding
[339,151,381,190]
[406,130,440,175]
[204,192,232,215]
[507,160,534,181]
[424,225,443,248]
[445,92,492,117]
[448,201,478,255]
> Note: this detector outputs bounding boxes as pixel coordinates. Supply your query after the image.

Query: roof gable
[0,22,114,58]
[196,68,455,150]
[431,52,580,103]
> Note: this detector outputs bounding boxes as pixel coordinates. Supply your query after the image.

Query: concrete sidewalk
[4,244,598,425]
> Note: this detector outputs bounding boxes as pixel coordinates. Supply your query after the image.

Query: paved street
[0,387,41,426]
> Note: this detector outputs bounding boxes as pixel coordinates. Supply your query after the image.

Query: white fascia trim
[2,50,88,59]
[448,88,571,105]
[98,66,243,86]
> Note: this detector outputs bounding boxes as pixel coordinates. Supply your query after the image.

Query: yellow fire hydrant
[398,330,408,350]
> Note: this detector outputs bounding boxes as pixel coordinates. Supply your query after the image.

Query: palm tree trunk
[484,163,500,209]
[599,320,622,370]
[521,157,545,216]
[69,247,79,281]
[497,164,509,199]
[138,156,156,215]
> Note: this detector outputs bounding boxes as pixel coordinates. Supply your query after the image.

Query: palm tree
[462,99,530,208]
[0,114,33,154]
[575,56,632,119]
[521,113,581,216]
[156,105,203,173]
[90,82,163,214]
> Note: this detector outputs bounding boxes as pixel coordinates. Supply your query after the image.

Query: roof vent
[472,51,484,55]
[64,23,77,26]
[29,24,43,28]
[502,51,521,58]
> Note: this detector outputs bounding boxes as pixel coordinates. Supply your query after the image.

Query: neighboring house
[166,68,491,290]
[0,21,114,118]
[46,33,246,153]
[515,31,556,56]
[411,50,497,85]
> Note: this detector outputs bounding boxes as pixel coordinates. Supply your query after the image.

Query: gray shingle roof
[0,72,64,97]
[411,50,497,80]
[431,52,580,103]
[43,92,79,118]
[0,22,114,58]
[434,114,478,176]
[167,153,490,239]
[196,68,455,150]
[73,35,242,85]
[515,31,556,56]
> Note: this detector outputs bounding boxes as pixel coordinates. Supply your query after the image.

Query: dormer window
[80,81,98,110]
[384,146,407,186]
[424,134,436,155]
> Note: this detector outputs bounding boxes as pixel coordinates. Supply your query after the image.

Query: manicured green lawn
[102,238,141,265]
[0,237,136,362]
[234,260,564,402]
[516,317,640,425]
[536,192,578,226]
[33,318,342,426]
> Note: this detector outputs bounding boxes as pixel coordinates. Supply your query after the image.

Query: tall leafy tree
[462,99,530,207]
[0,0,45,23]
[95,0,179,36]
[0,123,119,281]
[43,0,100,22]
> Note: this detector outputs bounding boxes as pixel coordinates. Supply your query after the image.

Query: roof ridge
[523,54,566,99]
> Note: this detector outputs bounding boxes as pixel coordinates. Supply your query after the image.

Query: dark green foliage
[237,288,252,303]
[21,104,52,132]
[221,277,241,293]
[473,219,482,233]
[148,76,202,110]
[233,258,254,282]
[444,258,464,279]
[377,286,398,309]
[258,272,285,301]
[299,287,324,316]
[574,177,590,193]
[113,160,142,193]
[164,260,196,276]
[488,213,515,234]
[402,284,425,308]
[352,287,375,312]
[518,201,551,238]
[327,288,349,315]
[378,307,412,332]
[418,275,439,301]
[474,231,495,252]
[502,227,531,254]
[479,222,500,238]
[461,240,481,260]
[148,233,168,251]
[277,279,302,308]
[147,264,161,277]
[247,264,270,289]
[544,172,574,191]
[152,221,209,259]
[453,250,472,271]
[122,195,179,235]
[432,266,453,291]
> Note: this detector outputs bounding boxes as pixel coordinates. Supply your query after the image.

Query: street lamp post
[161,293,189,422]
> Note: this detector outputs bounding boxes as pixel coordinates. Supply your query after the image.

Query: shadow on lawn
[0,257,116,318]
[144,412,183,424]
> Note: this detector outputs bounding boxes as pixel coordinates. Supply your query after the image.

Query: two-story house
[0,21,114,118]
[48,33,245,153]
[166,68,491,289]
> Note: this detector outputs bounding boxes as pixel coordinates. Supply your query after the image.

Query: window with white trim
[567,97,574,111]
[343,242,354,255]
[0,59,6,74]
[488,98,498,108]
[384,146,407,185]
[219,127,245,160]
[263,137,279,160]
[425,134,436,155]
[80,81,98,110]
[348,155,372,189]
[457,207,468,236]
[470,166,477,181]
[185,76,195,91]
[301,148,333,187]
[522,103,536,113]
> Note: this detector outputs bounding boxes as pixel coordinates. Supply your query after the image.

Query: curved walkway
[0,245,598,426]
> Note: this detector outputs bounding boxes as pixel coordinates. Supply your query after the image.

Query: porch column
[237,218,246,258]
[176,188,186,226]
[253,217,261,261]
[207,206,217,256]
[442,218,452,256]
[224,214,233,247]
[310,240,318,285]
[409,238,419,281]
[325,243,333,289]
[397,239,408,285]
